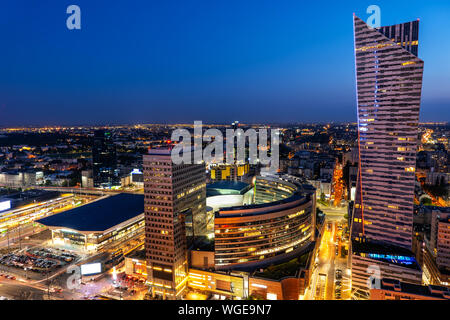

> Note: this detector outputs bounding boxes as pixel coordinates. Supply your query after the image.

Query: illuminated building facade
[350,15,425,295]
[209,163,250,182]
[214,175,316,270]
[36,193,144,252]
[121,173,317,299]
[0,190,65,230]
[254,175,298,203]
[351,16,424,249]
[125,256,312,300]
[422,209,450,286]
[143,149,206,299]
[351,241,422,296]
[431,210,450,271]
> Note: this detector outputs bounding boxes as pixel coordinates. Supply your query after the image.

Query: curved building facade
[214,175,316,270]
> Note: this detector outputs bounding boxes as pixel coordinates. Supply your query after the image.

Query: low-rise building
[37,193,144,252]
[0,170,43,187]
[422,207,450,287]
[350,240,423,297]
[370,278,450,300]
[81,170,94,188]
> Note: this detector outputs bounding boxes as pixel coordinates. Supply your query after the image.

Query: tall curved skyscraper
[351,15,424,250]
[350,15,425,295]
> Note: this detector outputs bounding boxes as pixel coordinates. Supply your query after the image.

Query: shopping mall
[125,174,319,299]
[201,174,316,270]
[36,193,144,252]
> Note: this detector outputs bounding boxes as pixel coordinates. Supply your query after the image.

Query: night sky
[1,0,449,126]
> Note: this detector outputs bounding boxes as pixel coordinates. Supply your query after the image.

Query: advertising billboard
[0,200,11,212]
[80,262,102,276]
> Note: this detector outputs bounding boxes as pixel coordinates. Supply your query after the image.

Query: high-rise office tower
[351,15,424,249]
[350,15,425,295]
[92,130,120,188]
[143,149,206,299]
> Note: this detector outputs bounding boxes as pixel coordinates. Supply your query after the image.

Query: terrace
[254,252,309,280]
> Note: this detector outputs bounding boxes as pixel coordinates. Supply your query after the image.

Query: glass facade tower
[351,15,424,250]
[92,130,120,188]
[143,149,206,299]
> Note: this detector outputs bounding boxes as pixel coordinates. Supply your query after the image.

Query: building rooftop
[125,246,146,260]
[216,193,309,218]
[380,278,450,299]
[191,236,215,252]
[36,193,144,233]
[253,252,310,280]
[206,181,251,196]
[147,148,172,155]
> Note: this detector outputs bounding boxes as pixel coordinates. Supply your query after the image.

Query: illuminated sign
[350,187,356,201]
[266,293,277,300]
[251,283,267,289]
[0,200,11,212]
[80,263,102,275]
[367,253,415,265]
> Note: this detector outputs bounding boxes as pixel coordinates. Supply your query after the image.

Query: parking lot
[0,247,80,280]
[335,269,342,300]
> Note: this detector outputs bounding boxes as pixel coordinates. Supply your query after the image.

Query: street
[305,204,351,300]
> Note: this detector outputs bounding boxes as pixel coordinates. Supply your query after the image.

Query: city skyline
[1,1,450,126]
[0,1,449,305]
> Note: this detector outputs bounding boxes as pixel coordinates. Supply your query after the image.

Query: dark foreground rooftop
[37,193,144,233]
[380,278,450,299]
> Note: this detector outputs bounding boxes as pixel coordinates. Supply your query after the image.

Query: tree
[69,177,79,187]
[421,197,432,206]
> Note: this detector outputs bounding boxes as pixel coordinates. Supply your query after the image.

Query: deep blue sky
[0,0,449,126]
